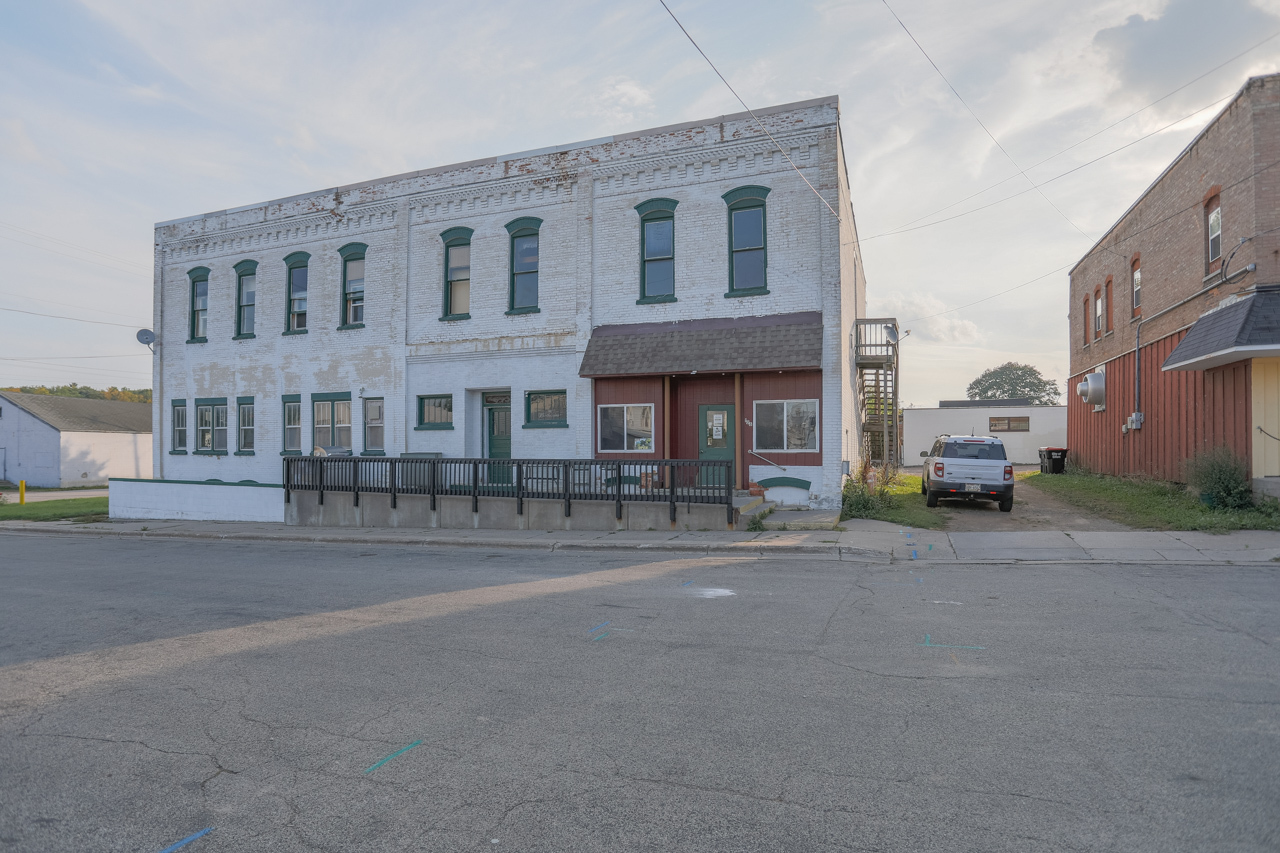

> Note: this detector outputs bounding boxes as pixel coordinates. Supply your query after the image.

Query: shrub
[842,466,895,519]
[1183,446,1253,510]
[745,507,771,532]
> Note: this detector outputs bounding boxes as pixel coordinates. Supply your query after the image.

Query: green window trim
[441,228,473,320]
[193,450,229,456]
[236,396,255,454]
[283,251,311,266]
[504,217,543,235]
[414,424,455,430]
[233,259,258,276]
[171,400,188,453]
[282,394,302,455]
[194,397,227,407]
[504,306,540,316]
[506,217,542,313]
[337,323,365,331]
[311,392,352,403]
[237,395,254,405]
[284,251,310,333]
[637,200,676,303]
[194,395,229,456]
[634,197,679,217]
[282,329,308,336]
[363,396,385,453]
[637,294,678,305]
[234,259,258,338]
[359,450,387,456]
[169,450,189,455]
[187,337,209,344]
[232,333,256,340]
[188,266,210,343]
[440,226,474,243]
[439,313,471,322]
[724,185,770,296]
[524,389,568,428]
[337,242,368,260]
[233,450,255,456]
[339,243,367,328]
[417,394,454,429]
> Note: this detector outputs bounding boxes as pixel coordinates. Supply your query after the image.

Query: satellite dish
[883,325,899,345]
[136,329,156,346]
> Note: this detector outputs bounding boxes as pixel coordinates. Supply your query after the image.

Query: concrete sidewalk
[4,516,1280,564]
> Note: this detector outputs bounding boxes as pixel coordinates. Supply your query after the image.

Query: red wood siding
[669,375,735,460]
[742,371,823,486]
[1068,329,1251,479]
[592,376,665,460]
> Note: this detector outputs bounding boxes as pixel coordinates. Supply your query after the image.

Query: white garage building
[903,399,1067,465]
[0,391,152,488]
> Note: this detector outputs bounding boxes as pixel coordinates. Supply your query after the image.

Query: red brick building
[1068,73,1280,493]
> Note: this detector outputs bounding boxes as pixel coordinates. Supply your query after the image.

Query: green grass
[0,496,109,522]
[1021,471,1280,531]
[840,473,949,529]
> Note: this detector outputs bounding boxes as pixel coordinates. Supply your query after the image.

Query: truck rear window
[942,442,1006,460]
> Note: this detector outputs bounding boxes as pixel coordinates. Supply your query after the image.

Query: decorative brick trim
[634,198,679,217]
[440,226,474,244]
[1202,184,1222,206]
[337,242,367,259]
[233,259,258,276]
[505,216,543,235]
[721,185,772,205]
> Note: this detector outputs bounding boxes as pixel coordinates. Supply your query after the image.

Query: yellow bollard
[18,480,25,505]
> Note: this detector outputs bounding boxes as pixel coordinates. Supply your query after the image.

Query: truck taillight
[934,462,944,478]
[1004,465,1013,481]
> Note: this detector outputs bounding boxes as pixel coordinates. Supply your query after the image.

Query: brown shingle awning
[579,312,823,377]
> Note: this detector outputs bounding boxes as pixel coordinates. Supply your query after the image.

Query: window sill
[186,337,207,344]
[522,422,568,429]
[232,333,256,340]
[415,424,455,431]
[637,294,677,305]
[281,450,303,456]
[505,306,541,316]
[337,323,365,331]
[194,450,228,456]
[724,287,770,299]
[234,450,255,456]
[169,450,188,455]
[439,313,471,322]
[282,329,308,336]
[360,450,386,456]
[598,449,656,454]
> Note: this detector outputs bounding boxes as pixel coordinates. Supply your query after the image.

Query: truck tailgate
[940,460,1004,482]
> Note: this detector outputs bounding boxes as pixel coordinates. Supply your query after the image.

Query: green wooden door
[698,404,734,486]
[487,405,512,485]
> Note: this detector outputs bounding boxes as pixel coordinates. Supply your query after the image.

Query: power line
[903,263,1075,323]
[0,221,151,270]
[0,231,149,277]
[657,0,841,221]
[0,288,153,323]
[0,305,148,329]
[1,358,152,379]
[0,354,149,361]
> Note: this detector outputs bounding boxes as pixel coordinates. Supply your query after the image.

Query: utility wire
[0,305,148,329]
[0,354,149,361]
[0,232,148,278]
[903,263,1075,323]
[657,0,841,221]
[0,221,151,270]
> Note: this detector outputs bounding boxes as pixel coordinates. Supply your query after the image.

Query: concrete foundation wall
[110,478,285,521]
[285,491,738,531]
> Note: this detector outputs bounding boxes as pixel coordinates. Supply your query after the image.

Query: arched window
[187,267,210,343]
[284,252,310,334]
[506,217,542,314]
[233,260,257,338]
[338,243,367,329]
[722,186,771,297]
[440,227,473,321]
[1131,256,1141,314]
[635,198,678,304]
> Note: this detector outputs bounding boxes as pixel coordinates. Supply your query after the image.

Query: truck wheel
[920,477,927,495]
[926,491,939,508]
[999,497,1013,513]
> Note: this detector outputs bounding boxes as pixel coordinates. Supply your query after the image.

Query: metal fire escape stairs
[854,319,901,469]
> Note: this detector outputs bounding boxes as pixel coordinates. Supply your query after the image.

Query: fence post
[390,459,397,510]
[725,461,734,527]
[318,457,325,506]
[429,459,437,512]
[283,458,290,504]
[472,460,479,514]
[615,462,623,520]
[668,461,676,522]
[353,458,360,507]
[563,461,571,518]
[516,461,524,515]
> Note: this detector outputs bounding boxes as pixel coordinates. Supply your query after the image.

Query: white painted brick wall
[153,97,865,506]
[110,479,284,521]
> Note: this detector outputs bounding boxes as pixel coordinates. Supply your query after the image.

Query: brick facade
[1068,74,1280,478]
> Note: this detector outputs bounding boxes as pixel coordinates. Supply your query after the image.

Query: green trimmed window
[196,399,228,453]
[283,396,302,453]
[339,243,367,327]
[172,401,187,451]
[188,267,210,341]
[525,390,567,428]
[506,217,542,314]
[636,198,678,303]
[313,395,352,450]
[238,399,255,451]
[440,227,473,320]
[234,260,257,337]
[723,186,771,296]
[285,252,310,332]
[418,394,453,429]
[364,398,384,452]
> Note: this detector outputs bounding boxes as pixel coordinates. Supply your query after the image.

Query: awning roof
[1163,286,1280,371]
[579,312,823,377]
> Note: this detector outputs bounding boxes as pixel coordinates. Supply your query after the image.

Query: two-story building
[136,96,869,520]
[1068,73,1280,495]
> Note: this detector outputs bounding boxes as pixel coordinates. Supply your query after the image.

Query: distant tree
[1,384,151,404]
[966,362,1060,405]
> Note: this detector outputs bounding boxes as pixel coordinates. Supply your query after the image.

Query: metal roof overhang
[1162,343,1280,372]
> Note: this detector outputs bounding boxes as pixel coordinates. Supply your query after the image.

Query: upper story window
[722,186,771,297]
[1104,277,1113,333]
[284,252,310,333]
[1082,296,1090,346]
[1094,292,1102,337]
[234,260,257,338]
[338,243,367,328]
[440,227,473,321]
[1207,204,1222,263]
[187,267,210,342]
[506,217,542,314]
[635,198,678,304]
[1132,262,1141,312]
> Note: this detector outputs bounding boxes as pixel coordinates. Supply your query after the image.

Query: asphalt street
[0,533,1276,852]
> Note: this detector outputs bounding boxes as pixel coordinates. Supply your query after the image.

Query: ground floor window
[364,398,384,451]
[753,399,818,451]
[989,416,1029,432]
[196,402,228,452]
[284,399,302,452]
[172,403,187,451]
[599,404,653,452]
[418,395,453,429]
[313,399,352,450]
[238,400,255,451]
[526,390,567,427]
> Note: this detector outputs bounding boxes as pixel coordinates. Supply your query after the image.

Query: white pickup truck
[920,434,1015,512]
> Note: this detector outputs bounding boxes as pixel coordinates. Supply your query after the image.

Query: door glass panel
[705,409,729,449]
[492,408,511,437]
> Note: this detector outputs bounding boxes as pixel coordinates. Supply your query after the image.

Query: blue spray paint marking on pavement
[156,828,213,853]
[588,621,611,633]
[918,634,985,650]
[591,631,611,641]
[906,533,912,539]
[912,550,917,559]
[681,580,694,586]
[365,740,423,773]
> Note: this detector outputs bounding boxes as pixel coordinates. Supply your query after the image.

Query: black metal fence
[284,457,735,524]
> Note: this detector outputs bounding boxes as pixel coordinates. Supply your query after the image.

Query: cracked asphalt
[0,534,1277,852]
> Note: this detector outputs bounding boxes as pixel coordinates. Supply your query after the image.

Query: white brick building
[150,96,868,509]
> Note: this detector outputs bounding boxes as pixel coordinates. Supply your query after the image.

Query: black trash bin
[1039,447,1068,474]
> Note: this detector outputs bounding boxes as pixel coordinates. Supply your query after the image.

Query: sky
[1,0,1279,406]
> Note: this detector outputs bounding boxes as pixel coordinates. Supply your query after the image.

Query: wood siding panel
[669,376,735,460]
[592,376,666,460]
[742,371,823,486]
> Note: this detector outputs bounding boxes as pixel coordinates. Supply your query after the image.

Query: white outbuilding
[0,391,152,488]
[903,399,1067,465]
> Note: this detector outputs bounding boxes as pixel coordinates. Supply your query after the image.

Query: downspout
[155,237,164,480]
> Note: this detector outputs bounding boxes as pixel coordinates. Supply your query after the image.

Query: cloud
[870,292,981,345]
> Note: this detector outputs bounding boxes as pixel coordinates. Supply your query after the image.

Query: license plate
[964,483,981,492]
